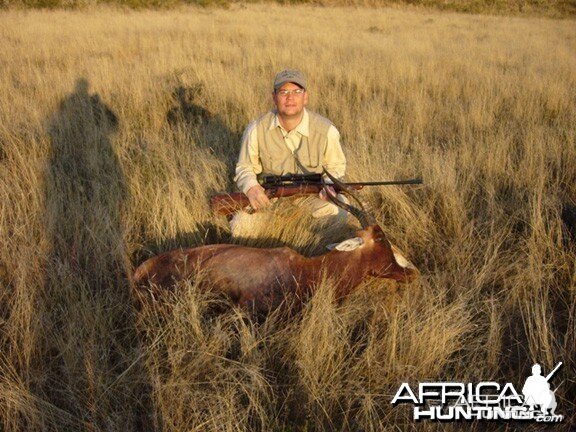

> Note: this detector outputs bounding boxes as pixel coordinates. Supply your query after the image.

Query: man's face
[272,82,308,118]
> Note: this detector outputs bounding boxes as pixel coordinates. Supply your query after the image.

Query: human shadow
[46,78,123,283]
[166,84,214,127]
[165,84,242,187]
[44,78,153,431]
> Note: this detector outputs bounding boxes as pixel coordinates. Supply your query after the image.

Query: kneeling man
[234,69,347,225]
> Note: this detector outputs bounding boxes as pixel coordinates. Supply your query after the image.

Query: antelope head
[323,169,418,283]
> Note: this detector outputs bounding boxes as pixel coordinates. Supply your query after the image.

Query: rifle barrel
[211,177,423,216]
[545,362,563,382]
[344,178,423,186]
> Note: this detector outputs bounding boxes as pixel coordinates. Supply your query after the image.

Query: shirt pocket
[297,137,321,170]
[265,152,295,175]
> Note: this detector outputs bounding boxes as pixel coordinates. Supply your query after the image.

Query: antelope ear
[391,245,417,270]
[388,245,420,283]
[326,237,364,251]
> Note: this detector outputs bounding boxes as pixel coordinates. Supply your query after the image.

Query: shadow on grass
[166,83,242,190]
[44,77,154,431]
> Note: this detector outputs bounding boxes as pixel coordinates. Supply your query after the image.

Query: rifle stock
[210,184,365,216]
[210,176,422,216]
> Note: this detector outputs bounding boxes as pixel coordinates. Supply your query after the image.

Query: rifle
[210,173,423,216]
[545,362,562,382]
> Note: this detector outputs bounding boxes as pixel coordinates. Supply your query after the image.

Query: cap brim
[274,80,306,90]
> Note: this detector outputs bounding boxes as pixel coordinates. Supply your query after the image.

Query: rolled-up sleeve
[234,121,262,194]
[323,125,346,180]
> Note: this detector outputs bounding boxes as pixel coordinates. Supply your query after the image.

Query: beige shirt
[234,109,346,194]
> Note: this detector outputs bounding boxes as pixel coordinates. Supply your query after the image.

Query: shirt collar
[269,108,309,137]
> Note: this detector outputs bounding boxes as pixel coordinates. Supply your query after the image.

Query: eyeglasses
[276,89,306,97]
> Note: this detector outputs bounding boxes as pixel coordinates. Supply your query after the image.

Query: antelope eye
[374,237,384,243]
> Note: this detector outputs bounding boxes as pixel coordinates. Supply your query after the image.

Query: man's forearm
[234,168,260,194]
[323,125,346,180]
[234,121,262,193]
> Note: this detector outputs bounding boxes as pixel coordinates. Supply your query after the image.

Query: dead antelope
[133,172,418,314]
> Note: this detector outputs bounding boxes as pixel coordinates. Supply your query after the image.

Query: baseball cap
[273,69,307,91]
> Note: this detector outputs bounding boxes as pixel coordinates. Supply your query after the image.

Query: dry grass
[0,4,575,431]
[2,0,576,19]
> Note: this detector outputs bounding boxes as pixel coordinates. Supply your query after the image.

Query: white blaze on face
[391,245,417,270]
[326,237,364,251]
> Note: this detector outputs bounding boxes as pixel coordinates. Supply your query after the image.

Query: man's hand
[319,185,337,202]
[246,184,271,210]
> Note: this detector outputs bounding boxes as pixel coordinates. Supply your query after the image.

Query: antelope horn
[324,186,371,228]
[322,168,377,228]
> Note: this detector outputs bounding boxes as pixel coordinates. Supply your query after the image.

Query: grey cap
[273,69,307,91]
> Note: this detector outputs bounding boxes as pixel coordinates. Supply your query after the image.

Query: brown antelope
[133,172,418,314]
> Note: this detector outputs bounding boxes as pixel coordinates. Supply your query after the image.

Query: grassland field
[0,4,575,431]
[2,0,576,19]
